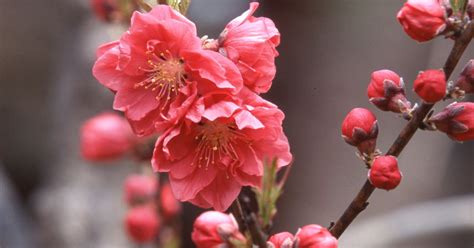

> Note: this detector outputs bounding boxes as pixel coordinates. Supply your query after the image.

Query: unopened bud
[268,232,294,248]
[294,225,338,248]
[453,60,474,95]
[341,108,378,155]
[367,70,411,113]
[191,211,245,248]
[124,206,160,243]
[429,102,474,142]
[368,156,402,190]
[413,69,447,103]
[123,174,157,205]
[397,0,447,42]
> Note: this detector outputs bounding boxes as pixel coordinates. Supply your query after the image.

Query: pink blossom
[219,2,280,94]
[93,5,242,136]
[152,91,292,211]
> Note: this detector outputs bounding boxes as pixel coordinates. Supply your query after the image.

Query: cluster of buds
[267,225,338,248]
[123,174,182,244]
[123,174,159,243]
[191,211,247,248]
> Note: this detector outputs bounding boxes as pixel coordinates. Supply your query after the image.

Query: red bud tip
[341,108,378,155]
[429,102,474,142]
[367,70,411,113]
[294,224,338,248]
[397,0,446,42]
[414,69,447,103]
[368,156,402,190]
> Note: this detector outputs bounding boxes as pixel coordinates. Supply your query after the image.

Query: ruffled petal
[169,165,218,201]
[199,172,242,211]
[183,50,242,94]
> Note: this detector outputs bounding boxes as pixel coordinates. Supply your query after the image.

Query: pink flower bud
[123,174,157,205]
[124,206,160,243]
[341,108,378,155]
[295,225,338,248]
[397,0,446,42]
[368,156,402,190]
[268,232,294,248]
[414,69,447,103]
[191,211,245,248]
[429,102,474,141]
[90,0,118,22]
[160,183,182,220]
[80,112,136,162]
[367,70,411,113]
[454,60,474,94]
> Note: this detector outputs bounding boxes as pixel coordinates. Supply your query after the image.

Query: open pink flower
[93,5,242,136]
[218,2,280,94]
[152,91,292,211]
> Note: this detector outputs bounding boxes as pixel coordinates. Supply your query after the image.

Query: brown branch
[329,21,474,239]
[231,192,268,248]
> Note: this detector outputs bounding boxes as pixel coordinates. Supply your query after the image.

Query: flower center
[135,50,186,107]
[192,121,246,169]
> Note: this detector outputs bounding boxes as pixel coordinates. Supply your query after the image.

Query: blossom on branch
[218,2,280,94]
[93,5,242,136]
[152,91,292,211]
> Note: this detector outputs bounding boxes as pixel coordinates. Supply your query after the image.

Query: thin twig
[231,199,248,234]
[329,21,474,239]
[232,192,268,248]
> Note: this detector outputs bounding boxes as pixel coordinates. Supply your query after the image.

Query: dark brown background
[0,0,472,247]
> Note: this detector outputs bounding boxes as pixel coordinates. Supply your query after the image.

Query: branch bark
[231,192,268,248]
[329,21,474,239]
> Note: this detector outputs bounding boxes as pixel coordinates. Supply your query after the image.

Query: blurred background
[0,0,473,247]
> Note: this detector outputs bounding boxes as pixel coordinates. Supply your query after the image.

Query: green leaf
[160,0,191,15]
[450,0,468,16]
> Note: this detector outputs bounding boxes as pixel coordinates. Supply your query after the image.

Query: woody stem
[231,192,268,248]
[328,21,474,239]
